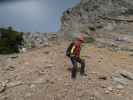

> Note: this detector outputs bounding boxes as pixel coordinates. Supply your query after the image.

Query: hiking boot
[71,68,77,79]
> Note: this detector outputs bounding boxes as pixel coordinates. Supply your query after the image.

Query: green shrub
[0,27,24,54]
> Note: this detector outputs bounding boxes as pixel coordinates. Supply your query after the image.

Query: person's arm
[70,45,75,54]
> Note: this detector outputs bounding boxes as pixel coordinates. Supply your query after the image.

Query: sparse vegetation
[0,27,24,54]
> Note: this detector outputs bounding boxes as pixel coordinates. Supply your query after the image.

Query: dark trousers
[70,57,85,78]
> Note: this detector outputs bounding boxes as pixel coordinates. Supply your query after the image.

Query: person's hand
[70,54,74,57]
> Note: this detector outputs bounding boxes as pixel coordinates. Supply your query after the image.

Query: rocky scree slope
[0,41,133,100]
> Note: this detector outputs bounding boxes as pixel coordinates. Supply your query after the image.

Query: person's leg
[70,57,78,78]
[80,59,85,75]
[76,57,85,75]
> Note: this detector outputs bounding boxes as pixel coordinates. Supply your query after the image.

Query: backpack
[66,42,74,57]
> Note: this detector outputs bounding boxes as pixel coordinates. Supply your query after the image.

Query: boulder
[0,82,6,93]
[120,70,133,80]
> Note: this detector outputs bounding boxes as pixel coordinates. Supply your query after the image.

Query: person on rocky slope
[66,34,86,79]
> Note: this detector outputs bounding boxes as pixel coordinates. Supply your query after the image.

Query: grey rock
[0,82,6,93]
[96,43,106,48]
[129,53,133,56]
[120,70,133,80]
[23,32,50,49]
[90,95,95,100]
[5,65,15,71]
[104,90,110,94]
[116,84,124,89]
[19,47,27,53]
[120,47,133,52]
[43,51,50,54]
[129,49,133,52]
[107,87,113,91]
[104,87,114,94]
[45,64,54,69]
[98,75,107,80]
[7,81,23,88]
[61,0,133,33]
[60,0,133,53]
[30,84,36,89]
[112,75,128,85]
[10,55,19,59]
[112,70,133,87]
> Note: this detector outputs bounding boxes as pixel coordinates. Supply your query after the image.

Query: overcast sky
[0,0,80,32]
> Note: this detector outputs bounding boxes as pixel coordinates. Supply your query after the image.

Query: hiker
[66,35,86,79]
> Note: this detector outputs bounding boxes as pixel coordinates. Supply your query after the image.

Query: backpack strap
[70,45,76,54]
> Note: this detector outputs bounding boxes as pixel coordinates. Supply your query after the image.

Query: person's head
[76,34,85,43]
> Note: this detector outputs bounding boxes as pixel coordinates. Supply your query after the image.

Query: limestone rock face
[61,0,133,37]
[23,32,49,49]
[23,32,58,49]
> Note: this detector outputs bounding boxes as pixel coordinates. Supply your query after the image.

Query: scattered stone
[43,51,50,54]
[49,81,55,85]
[7,81,23,88]
[107,87,113,92]
[10,55,18,59]
[100,57,103,60]
[96,43,106,48]
[30,84,36,89]
[46,79,54,84]
[45,64,54,69]
[48,33,58,41]
[104,87,113,94]
[116,84,124,89]
[44,42,50,47]
[120,48,128,51]
[90,96,95,100]
[19,47,27,53]
[38,70,46,76]
[129,53,133,56]
[100,84,107,88]
[25,62,30,65]
[112,76,128,85]
[115,36,129,42]
[5,65,15,71]
[129,49,133,52]
[0,82,6,93]
[90,72,98,74]
[0,94,10,100]
[120,70,133,80]
[98,60,102,63]
[98,76,107,80]
[116,92,123,96]
[105,90,110,94]
[111,70,133,86]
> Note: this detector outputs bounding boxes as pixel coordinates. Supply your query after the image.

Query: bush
[0,27,24,54]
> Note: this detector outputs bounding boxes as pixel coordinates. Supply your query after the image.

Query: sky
[0,0,80,32]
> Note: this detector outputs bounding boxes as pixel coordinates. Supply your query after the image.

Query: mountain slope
[0,41,133,100]
[61,0,133,37]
